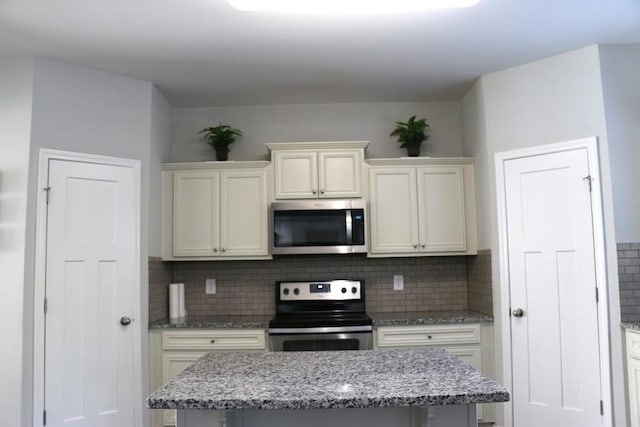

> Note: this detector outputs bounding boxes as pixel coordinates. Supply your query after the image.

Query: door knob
[120,316,132,326]
[512,308,524,317]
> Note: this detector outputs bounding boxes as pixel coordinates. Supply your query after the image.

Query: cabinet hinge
[43,409,47,425]
[600,399,604,415]
[583,175,592,192]
[43,186,51,204]
[44,298,48,314]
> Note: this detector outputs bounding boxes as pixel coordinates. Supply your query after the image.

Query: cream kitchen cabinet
[627,328,640,427]
[150,329,267,427]
[266,141,368,199]
[367,158,477,256]
[162,162,271,260]
[375,323,493,421]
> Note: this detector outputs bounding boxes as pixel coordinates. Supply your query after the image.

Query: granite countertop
[147,348,509,410]
[370,310,493,326]
[149,311,493,330]
[622,322,640,331]
[149,315,271,329]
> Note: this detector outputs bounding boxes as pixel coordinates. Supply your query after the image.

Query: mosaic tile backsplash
[619,242,640,323]
[150,254,476,319]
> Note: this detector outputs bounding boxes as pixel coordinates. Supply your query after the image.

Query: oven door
[269,330,373,352]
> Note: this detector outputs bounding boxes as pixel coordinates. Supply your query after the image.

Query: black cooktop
[269,312,372,329]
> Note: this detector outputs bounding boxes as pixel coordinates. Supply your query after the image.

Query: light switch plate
[393,275,404,291]
[205,278,216,294]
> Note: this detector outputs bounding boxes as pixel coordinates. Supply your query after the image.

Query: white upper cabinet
[368,158,477,256]
[162,162,271,260]
[267,141,368,199]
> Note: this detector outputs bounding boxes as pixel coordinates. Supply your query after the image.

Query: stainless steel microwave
[271,200,367,255]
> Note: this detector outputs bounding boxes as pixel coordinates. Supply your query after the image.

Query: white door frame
[32,149,142,427]
[495,137,612,427]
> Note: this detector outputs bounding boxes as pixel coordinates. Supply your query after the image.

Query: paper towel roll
[169,283,186,324]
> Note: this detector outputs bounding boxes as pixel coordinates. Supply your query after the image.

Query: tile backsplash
[466,250,493,316]
[619,242,640,323]
[148,254,470,319]
[149,257,171,323]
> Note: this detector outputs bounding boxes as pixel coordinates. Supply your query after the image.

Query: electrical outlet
[205,278,217,294]
[393,275,404,291]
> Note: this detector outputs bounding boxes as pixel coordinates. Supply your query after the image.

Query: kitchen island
[147,348,509,427]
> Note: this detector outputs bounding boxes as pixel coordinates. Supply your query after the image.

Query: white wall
[461,45,626,426]
[9,57,166,427]
[149,86,173,257]
[599,44,640,243]
[171,102,462,162]
[0,56,34,427]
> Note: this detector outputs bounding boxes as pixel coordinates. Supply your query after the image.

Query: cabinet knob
[320,189,325,194]
[221,248,226,253]
[421,244,426,248]
[413,244,418,249]
[213,248,218,253]
[312,189,317,194]
[210,339,216,344]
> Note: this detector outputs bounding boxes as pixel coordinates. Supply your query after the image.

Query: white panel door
[504,147,602,427]
[318,150,362,198]
[45,159,138,427]
[173,170,219,256]
[417,166,466,252]
[220,169,268,256]
[368,167,419,253]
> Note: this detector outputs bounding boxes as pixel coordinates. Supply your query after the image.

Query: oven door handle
[269,325,372,334]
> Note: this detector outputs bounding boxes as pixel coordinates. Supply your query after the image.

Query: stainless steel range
[268,279,373,351]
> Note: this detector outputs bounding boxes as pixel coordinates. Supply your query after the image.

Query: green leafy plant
[198,123,243,148]
[198,123,244,160]
[390,115,430,156]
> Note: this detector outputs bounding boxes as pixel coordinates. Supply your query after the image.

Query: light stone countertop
[147,348,509,410]
[149,311,493,330]
[622,322,640,331]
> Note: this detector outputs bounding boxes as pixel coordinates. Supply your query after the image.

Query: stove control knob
[351,287,357,294]
[283,288,290,296]
[293,288,300,295]
[341,287,347,294]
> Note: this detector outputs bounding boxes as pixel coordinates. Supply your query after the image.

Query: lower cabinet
[150,329,267,427]
[375,323,493,423]
[627,328,640,427]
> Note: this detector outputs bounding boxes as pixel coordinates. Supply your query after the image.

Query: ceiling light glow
[228,0,479,14]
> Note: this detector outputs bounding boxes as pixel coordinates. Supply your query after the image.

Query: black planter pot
[405,144,421,157]
[215,147,230,161]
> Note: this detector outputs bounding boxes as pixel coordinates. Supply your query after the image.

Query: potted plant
[390,115,430,157]
[198,123,244,161]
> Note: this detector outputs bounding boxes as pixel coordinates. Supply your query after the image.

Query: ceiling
[1,0,639,107]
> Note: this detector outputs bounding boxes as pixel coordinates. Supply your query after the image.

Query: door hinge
[600,399,604,415]
[43,186,51,204]
[43,409,47,425]
[583,175,592,192]
[596,287,599,303]
[44,298,48,314]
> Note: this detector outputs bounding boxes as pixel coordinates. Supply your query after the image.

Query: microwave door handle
[345,210,353,244]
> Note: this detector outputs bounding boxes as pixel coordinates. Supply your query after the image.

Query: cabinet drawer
[376,324,481,347]
[628,329,640,359]
[162,329,266,351]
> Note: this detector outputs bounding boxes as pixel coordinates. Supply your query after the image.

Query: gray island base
[147,348,509,427]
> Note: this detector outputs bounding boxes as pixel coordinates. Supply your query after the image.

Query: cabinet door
[173,170,220,256]
[629,356,640,427]
[369,168,420,253]
[318,150,362,198]
[220,169,269,256]
[273,151,318,199]
[416,166,466,252]
[161,351,208,426]
[444,346,483,420]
